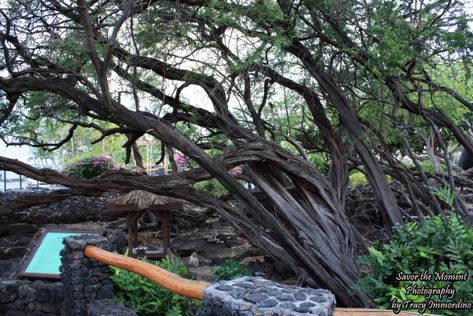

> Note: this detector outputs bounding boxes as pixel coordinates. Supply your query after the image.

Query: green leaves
[433,184,456,210]
[214,256,251,280]
[64,156,119,179]
[194,178,229,197]
[110,255,201,315]
[368,247,386,266]
[357,214,473,315]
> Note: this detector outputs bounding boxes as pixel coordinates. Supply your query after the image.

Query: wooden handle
[84,245,210,300]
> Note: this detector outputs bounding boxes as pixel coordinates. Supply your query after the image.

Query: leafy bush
[194,179,228,197]
[349,171,368,186]
[214,257,251,280]
[193,167,244,196]
[175,153,186,166]
[110,255,201,316]
[349,171,392,186]
[308,153,329,175]
[433,184,456,209]
[418,160,447,173]
[64,155,119,179]
[357,214,473,315]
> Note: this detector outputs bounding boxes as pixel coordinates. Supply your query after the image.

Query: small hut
[108,190,187,258]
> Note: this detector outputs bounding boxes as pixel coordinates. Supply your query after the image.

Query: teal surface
[25,232,87,275]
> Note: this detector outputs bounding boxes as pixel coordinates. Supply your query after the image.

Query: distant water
[0,179,51,192]
[0,170,52,192]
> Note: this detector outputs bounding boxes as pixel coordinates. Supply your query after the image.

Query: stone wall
[0,279,63,316]
[60,235,115,315]
[0,190,122,278]
[0,227,65,315]
[0,190,120,226]
[0,279,136,316]
[198,276,336,316]
[0,230,132,316]
[86,299,137,316]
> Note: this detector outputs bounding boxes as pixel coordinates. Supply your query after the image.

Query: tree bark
[286,40,403,228]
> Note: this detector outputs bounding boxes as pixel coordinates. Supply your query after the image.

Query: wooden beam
[84,245,210,300]
[334,308,433,315]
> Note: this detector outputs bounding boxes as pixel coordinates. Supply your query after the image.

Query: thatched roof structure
[107,190,187,212]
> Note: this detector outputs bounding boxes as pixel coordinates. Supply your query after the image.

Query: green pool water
[25,232,92,275]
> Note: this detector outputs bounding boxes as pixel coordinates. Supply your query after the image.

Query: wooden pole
[84,245,210,300]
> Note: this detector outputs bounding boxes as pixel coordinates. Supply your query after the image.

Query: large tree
[1,0,472,306]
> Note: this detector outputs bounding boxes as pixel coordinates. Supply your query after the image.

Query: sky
[0,142,31,163]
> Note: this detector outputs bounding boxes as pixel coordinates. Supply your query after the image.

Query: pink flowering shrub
[175,153,186,166]
[229,166,242,177]
[65,156,119,179]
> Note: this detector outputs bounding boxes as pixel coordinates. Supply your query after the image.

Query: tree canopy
[1,0,472,307]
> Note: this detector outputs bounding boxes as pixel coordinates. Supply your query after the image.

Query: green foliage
[349,171,368,186]
[64,156,119,179]
[419,161,447,174]
[0,89,130,166]
[357,214,473,315]
[432,184,456,210]
[214,256,251,280]
[307,153,329,175]
[194,179,229,197]
[110,256,201,316]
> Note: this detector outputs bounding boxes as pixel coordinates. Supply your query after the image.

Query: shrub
[349,171,368,186]
[110,255,201,316]
[308,153,329,175]
[64,155,119,179]
[229,166,242,177]
[357,214,473,315]
[193,167,244,196]
[194,179,228,197]
[214,256,251,280]
[175,153,186,166]
[417,160,447,173]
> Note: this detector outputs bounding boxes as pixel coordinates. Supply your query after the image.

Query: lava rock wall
[198,276,335,316]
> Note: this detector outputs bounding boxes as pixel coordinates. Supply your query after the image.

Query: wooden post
[163,149,168,175]
[84,245,210,300]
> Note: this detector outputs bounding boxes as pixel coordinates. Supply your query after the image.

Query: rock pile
[199,276,335,316]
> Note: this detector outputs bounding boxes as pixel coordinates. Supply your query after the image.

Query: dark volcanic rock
[0,190,122,268]
[87,299,137,316]
[202,276,336,316]
[1,190,121,225]
[171,236,231,258]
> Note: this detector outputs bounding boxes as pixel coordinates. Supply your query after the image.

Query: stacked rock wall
[0,231,134,316]
[0,279,63,315]
[0,190,122,279]
[198,276,335,316]
[60,235,115,315]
